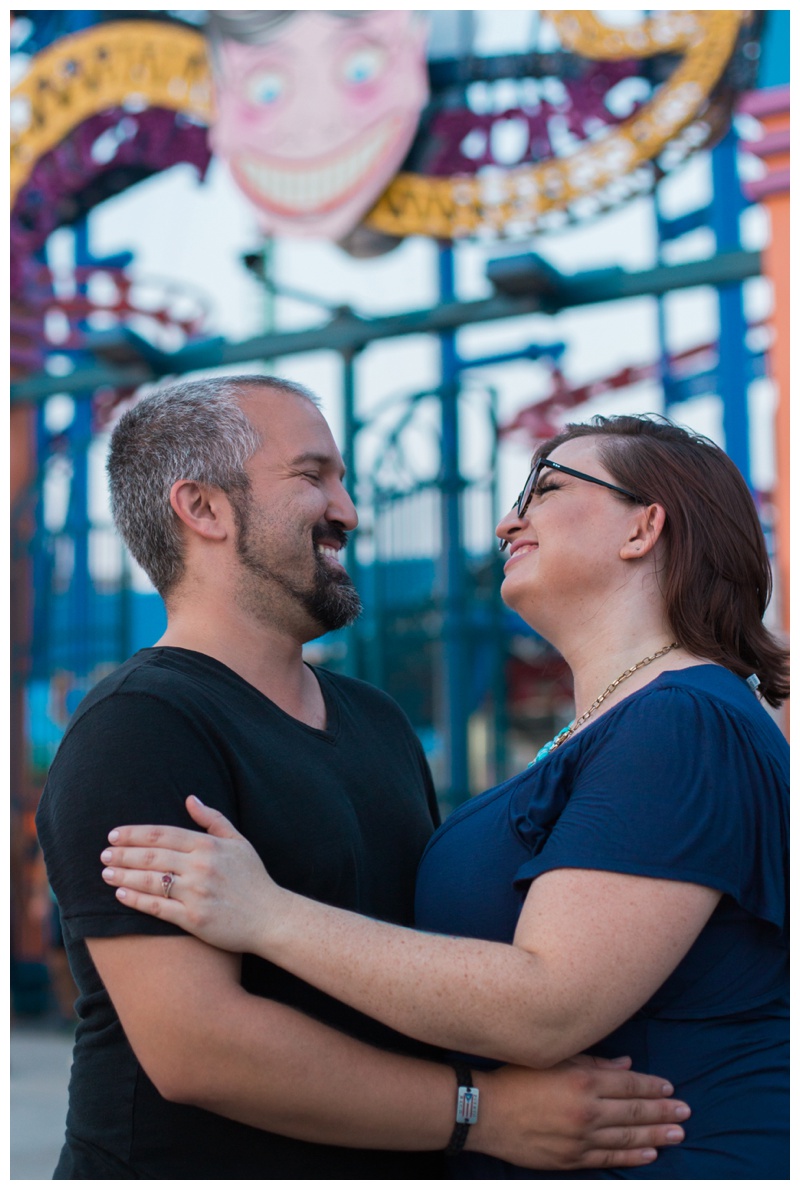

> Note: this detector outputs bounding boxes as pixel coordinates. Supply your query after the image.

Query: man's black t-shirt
[36,648,444,1179]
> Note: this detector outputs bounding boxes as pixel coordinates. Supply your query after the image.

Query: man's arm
[87,933,453,1149]
[88,933,689,1167]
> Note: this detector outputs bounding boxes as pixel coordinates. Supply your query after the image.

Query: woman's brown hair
[535,414,789,707]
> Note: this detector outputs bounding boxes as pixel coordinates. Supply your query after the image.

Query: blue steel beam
[437,246,470,809]
[710,131,753,487]
[11,251,761,405]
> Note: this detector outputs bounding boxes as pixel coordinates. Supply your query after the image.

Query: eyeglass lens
[517,461,541,517]
[498,461,540,551]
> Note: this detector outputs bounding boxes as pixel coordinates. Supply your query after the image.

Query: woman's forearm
[263,887,570,1067]
[103,808,570,1064]
[255,868,718,1069]
[100,804,718,1067]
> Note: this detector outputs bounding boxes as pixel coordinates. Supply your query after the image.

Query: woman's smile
[503,540,539,569]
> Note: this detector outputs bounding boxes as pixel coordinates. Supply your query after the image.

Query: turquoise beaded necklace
[528,643,679,768]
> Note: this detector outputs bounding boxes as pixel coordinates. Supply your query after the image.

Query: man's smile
[315,541,347,570]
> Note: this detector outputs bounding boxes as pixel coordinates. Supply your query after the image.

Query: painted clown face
[210,10,429,240]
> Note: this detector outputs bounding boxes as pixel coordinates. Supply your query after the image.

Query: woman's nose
[496,505,525,552]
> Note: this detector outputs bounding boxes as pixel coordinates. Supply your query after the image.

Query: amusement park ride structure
[9,11,790,989]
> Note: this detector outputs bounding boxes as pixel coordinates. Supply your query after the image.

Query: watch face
[456,1084,480,1125]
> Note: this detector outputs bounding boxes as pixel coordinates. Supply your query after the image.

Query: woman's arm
[101,796,720,1068]
[86,932,689,1166]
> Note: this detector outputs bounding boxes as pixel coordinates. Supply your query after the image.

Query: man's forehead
[239,386,324,431]
[239,392,342,469]
[238,383,316,409]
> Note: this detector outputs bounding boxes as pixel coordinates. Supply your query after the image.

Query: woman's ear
[619,502,666,560]
[169,479,231,542]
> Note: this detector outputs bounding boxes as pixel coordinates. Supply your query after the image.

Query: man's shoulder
[79,648,166,695]
[70,648,227,721]
[39,652,235,825]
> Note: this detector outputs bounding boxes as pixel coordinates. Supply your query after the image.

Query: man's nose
[329,480,358,530]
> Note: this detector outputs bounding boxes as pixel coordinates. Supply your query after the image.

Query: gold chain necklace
[532,642,679,765]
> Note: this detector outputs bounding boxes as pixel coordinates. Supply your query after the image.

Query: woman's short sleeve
[513,686,788,931]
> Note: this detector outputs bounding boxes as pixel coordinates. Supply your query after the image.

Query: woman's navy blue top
[415,666,789,1179]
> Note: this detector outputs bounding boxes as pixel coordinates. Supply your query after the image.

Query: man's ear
[169,479,231,542]
[619,502,666,560]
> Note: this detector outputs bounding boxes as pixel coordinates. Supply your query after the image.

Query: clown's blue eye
[342,46,385,86]
[246,71,284,106]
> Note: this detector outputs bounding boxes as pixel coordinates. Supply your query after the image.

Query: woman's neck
[565,635,710,732]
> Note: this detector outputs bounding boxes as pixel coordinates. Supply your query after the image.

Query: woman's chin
[500,574,530,616]
[501,577,551,637]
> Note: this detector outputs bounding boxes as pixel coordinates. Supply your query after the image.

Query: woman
[101,414,789,1178]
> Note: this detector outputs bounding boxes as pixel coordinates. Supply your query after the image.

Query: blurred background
[9,11,789,1165]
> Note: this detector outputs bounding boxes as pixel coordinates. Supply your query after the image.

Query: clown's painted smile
[232,115,402,217]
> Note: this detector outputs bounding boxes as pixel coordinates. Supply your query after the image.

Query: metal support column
[340,344,363,679]
[487,385,509,786]
[653,192,673,416]
[437,245,470,808]
[68,221,101,682]
[65,395,93,680]
[711,130,752,486]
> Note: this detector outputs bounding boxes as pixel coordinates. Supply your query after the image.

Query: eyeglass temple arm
[545,460,641,501]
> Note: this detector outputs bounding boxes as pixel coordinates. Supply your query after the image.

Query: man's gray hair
[107,374,315,598]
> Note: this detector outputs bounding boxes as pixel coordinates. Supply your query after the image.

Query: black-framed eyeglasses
[499,458,644,551]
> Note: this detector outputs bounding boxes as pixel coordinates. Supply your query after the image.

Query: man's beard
[231,489,362,634]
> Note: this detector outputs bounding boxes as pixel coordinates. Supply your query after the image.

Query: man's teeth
[317,545,340,559]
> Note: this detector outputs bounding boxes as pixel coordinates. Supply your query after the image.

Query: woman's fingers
[100,803,278,954]
[106,823,200,852]
[102,864,184,898]
[111,884,187,924]
[103,864,220,939]
[184,796,241,838]
[105,800,242,852]
[101,844,187,874]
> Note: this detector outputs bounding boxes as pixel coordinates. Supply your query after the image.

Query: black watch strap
[444,1062,479,1156]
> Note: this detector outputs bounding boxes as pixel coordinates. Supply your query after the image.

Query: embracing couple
[37,375,788,1179]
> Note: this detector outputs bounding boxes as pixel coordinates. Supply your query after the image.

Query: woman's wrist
[249,884,311,962]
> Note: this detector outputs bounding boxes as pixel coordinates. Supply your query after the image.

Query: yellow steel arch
[10,21,212,205]
[364,10,745,238]
[11,12,746,239]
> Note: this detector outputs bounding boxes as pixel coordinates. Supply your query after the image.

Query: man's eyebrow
[288,452,345,476]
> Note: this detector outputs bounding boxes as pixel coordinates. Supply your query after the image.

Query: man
[36,376,688,1179]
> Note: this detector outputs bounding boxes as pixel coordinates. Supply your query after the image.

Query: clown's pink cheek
[241,103,281,126]
[342,81,386,108]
